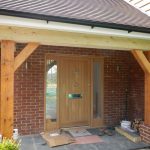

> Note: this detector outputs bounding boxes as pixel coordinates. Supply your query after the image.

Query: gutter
[0,15,150,40]
[0,9,150,34]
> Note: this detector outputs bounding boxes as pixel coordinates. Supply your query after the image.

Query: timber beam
[132,50,150,74]
[0,26,150,51]
[132,50,150,125]
[14,42,39,71]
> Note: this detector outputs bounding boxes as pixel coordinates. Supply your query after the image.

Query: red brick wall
[140,123,150,144]
[103,51,130,125]
[12,44,144,135]
[128,55,144,121]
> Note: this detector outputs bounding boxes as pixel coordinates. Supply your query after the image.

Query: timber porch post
[0,40,15,138]
[0,41,39,138]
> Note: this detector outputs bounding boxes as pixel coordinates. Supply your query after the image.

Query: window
[93,60,103,119]
[46,59,57,121]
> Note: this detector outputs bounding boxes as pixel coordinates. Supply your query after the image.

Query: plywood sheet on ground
[41,132,75,147]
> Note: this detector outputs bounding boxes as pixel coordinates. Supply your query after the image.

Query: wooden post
[0,41,38,138]
[132,50,150,125]
[0,40,15,138]
[144,51,150,125]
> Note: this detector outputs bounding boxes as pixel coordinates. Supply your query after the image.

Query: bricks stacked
[140,123,150,144]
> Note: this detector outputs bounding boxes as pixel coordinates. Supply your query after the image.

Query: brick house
[0,0,150,144]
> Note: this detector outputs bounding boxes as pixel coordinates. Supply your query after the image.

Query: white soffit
[0,15,150,40]
[124,0,150,16]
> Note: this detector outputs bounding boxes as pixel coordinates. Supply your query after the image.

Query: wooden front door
[59,57,91,127]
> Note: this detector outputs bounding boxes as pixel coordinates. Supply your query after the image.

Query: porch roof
[0,0,150,33]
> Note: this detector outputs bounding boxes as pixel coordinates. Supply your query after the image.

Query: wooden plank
[132,50,150,74]
[14,42,39,71]
[115,127,141,143]
[41,132,74,147]
[0,26,150,51]
[0,40,15,138]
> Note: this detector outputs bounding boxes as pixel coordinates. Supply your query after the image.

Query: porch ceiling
[0,25,150,51]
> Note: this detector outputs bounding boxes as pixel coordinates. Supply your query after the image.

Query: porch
[0,25,150,144]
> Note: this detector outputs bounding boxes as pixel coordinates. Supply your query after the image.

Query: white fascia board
[0,15,150,40]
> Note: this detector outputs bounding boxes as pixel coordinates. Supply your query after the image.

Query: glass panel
[93,62,102,118]
[46,60,57,121]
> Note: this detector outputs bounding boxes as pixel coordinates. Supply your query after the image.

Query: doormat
[73,135,103,145]
[68,128,91,137]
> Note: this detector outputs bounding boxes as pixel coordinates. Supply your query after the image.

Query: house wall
[13,44,144,135]
[128,55,144,120]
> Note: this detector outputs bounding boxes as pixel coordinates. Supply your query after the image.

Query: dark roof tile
[0,0,150,32]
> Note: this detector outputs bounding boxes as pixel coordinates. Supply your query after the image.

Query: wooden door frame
[44,53,104,131]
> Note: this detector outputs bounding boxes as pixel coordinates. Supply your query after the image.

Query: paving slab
[21,132,149,150]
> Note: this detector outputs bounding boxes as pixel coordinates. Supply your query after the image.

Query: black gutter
[0,9,150,34]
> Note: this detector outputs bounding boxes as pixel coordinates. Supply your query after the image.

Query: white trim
[0,15,150,40]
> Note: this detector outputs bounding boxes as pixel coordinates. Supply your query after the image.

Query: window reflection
[46,60,57,121]
[93,62,102,118]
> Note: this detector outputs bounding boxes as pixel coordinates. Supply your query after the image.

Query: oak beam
[0,26,150,51]
[14,42,39,71]
[0,40,15,138]
[132,50,150,74]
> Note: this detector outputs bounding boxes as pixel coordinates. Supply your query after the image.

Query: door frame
[44,53,104,131]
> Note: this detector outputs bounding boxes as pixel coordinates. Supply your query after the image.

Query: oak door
[59,57,91,127]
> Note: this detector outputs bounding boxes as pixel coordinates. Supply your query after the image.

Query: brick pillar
[139,123,150,144]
